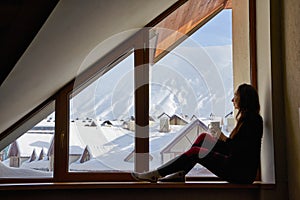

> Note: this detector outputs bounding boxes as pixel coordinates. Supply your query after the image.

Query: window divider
[54,85,71,182]
[134,30,150,172]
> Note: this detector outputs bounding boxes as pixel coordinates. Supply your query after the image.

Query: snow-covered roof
[161,118,208,153]
[0,162,52,178]
[169,114,189,124]
[70,122,184,171]
[157,112,171,119]
[69,121,134,157]
[11,133,53,157]
[27,119,55,134]
[20,158,50,171]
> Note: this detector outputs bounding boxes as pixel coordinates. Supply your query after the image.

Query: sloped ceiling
[0,0,59,86]
[0,0,177,133]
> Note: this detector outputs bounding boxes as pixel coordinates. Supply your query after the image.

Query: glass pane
[69,52,134,172]
[0,110,55,179]
[149,10,233,177]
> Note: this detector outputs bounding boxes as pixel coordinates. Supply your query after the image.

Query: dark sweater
[212,112,263,183]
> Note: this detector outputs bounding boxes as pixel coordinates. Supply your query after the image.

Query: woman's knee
[193,132,210,146]
[184,146,210,159]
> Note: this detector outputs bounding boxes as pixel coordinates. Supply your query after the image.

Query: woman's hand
[218,131,228,142]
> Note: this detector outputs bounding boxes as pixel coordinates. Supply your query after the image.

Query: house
[160,119,208,163]
[38,148,45,161]
[124,151,153,163]
[157,112,171,119]
[149,116,155,121]
[190,114,199,121]
[47,137,54,172]
[169,114,189,125]
[79,146,92,164]
[7,141,20,168]
[83,120,98,127]
[101,120,112,126]
[6,133,53,170]
[28,149,37,162]
[122,120,135,131]
[160,116,171,132]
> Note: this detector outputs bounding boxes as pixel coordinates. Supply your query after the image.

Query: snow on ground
[0,162,52,178]
[20,158,51,172]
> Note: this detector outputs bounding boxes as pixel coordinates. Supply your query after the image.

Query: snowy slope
[70,44,234,121]
[0,162,52,178]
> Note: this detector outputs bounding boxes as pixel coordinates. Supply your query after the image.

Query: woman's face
[232,92,239,109]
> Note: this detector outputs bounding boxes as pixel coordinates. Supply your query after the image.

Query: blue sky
[190,9,232,46]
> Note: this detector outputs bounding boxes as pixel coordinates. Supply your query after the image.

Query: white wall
[283,0,300,199]
[232,0,251,87]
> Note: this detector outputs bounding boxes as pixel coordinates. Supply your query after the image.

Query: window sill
[0,181,275,191]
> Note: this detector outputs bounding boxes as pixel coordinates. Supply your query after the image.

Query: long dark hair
[230,84,260,138]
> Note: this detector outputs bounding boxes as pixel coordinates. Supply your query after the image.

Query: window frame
[0,0,260,184]
[53,38,138,182]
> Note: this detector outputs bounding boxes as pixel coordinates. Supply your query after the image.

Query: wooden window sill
[0,181,275,191]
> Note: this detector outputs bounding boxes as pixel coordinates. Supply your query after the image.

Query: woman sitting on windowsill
[132,83,263,184]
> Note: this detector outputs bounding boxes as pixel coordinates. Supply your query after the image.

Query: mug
[208,121,221,129]
[208,121,221,137]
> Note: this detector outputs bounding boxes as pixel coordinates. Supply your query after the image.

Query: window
[148,9,233,178]
[0,0,262,185]
[0,102,55,180]
[69,52,135,173]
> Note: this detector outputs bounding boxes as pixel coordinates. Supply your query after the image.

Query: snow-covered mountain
[70,44,234,121]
